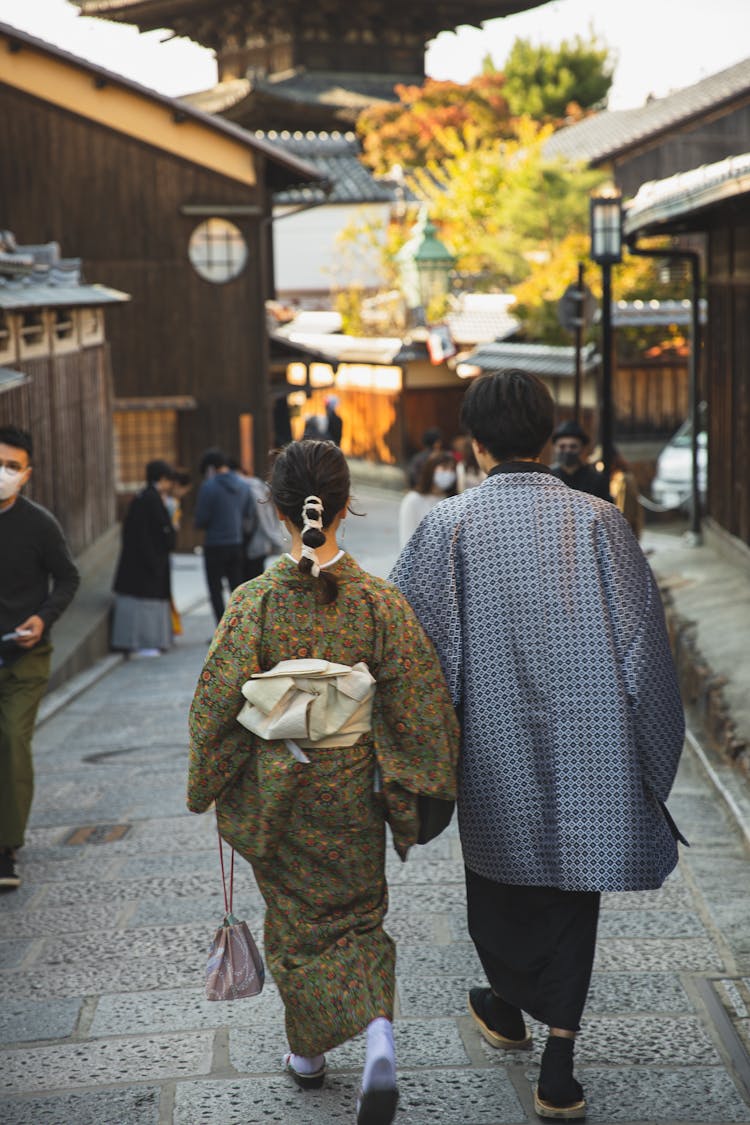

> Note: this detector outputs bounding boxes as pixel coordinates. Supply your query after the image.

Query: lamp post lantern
[589,186,623,494]
[396,208,455,325]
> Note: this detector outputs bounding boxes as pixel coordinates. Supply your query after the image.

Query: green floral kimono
[188,553,459,1055]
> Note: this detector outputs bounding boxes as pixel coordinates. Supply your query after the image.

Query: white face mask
[0,465,26,501]
[433,468,457,492]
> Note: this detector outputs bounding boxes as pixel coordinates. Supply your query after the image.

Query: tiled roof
[261,131,406,206]
[0,235,130,309]
[459,341,600,379]
[624,151,750,235]
[445,294,520,346]
[612,299,708,327]
[546,56,750,165]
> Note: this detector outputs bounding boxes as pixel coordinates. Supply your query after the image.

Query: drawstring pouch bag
[205,828,265,1001]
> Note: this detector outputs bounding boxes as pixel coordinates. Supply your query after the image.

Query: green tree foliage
[357,74,513,174]
[503,33,614,120]
[512,233,693,348]
[408,118,605,290]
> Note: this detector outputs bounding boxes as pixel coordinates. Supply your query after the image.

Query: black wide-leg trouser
[465,865,600,1032]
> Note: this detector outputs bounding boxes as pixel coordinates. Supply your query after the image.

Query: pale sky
[1,0,749,110]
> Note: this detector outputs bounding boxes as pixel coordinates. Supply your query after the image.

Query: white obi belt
[237,659,376,764]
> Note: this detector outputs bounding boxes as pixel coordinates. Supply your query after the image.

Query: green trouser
[0,642,51,849]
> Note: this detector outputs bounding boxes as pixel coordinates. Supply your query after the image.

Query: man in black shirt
[549,420,611,502]
[0,425,80,889]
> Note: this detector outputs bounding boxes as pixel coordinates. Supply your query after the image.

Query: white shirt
[398,491,441,548]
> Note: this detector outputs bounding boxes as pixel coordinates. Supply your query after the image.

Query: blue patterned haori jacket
[390,466,685,893]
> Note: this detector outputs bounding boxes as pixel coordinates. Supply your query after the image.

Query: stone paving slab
[396,942,484,978]
[0,1086,161,1125]
[385,884,469,913]
[0,955,205,999]
[0,904,129,940]
[475,1014,720,1066]
[38,870,261,908]
[599,881,694,911]
[585,972,694,1013]
[594,937,725,972]
[0,1031,214,1094]
[90,985,286,1036]
[173,1069,527,1125]
[0,997,82,1044]
[228,1018,472,1074]
[597,909,709,939]
[569,1066,750,1122]
[397,972,697,1019]
[0,938,34,970]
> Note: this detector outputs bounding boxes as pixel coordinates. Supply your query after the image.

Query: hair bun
[302,527,325,548]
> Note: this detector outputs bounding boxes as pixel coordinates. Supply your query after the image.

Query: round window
[188,218,248,283]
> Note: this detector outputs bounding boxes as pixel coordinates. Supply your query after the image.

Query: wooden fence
[0,344,116,555]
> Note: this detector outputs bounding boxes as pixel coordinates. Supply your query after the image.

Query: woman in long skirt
[188,440,459,1125]
[111,459,175,656]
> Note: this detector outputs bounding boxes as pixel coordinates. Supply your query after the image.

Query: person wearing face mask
[549,420,611,502]
[398,451,457,548]
[0,425,80,890]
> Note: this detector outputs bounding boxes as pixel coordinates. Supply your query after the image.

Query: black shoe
[468,988,532,1049]
[535,1035,586,1120]
[0,850,20,889]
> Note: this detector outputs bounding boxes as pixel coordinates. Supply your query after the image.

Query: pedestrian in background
[324,394,343,446]
[398,450,457,548]
[406,426,443,488]
[391,370,685,1121]
[453,434,485,493]
[549,419,611,501]
[241,472,286,580]
[0,425,80,890]
[194,449,257,623]
[111,459,176,657]
[611,447,644,540]
[188,439,458,1125]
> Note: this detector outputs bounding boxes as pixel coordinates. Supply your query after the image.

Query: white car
[651,420,707,512]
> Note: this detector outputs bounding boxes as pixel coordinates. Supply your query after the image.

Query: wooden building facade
[0,23,322,540]
[0,238,129,555]
[625,154,750,550]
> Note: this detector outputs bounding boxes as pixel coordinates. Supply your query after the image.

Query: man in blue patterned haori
[391,370,685,1121]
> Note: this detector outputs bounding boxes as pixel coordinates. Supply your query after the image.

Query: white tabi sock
[362,1017,396,1092]
[288,1051,325,1075]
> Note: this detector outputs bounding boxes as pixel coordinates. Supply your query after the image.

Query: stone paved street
[1,490,750,1125]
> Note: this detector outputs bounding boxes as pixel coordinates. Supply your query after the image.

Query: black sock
[538,1035,583,1106]
[485,991,526,1041]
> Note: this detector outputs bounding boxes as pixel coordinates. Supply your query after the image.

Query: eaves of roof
[624,151,750,236]
[546,55,750,165]
[0,282,131,310]
[0,366,29,394]
[464,341,600,378]
[262,130,407,206]
[286,332,405,366]
[0,21,325,192]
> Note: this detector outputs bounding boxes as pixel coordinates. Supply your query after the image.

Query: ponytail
[271,441,351,604]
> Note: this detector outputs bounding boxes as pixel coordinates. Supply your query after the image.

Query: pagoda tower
[74,1,542,130]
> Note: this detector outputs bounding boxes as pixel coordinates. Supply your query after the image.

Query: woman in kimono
[390,370,685,1121]
[188,439,459,1125]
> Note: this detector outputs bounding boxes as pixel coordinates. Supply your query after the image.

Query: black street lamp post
[589,187,623,494]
